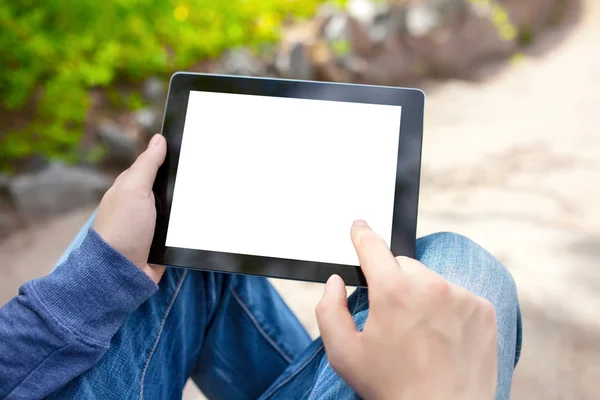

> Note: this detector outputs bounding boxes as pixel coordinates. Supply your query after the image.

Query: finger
[316,275,359,369]
[394,256,429,278]
[351,220,401,286]
[395,255,457,311]
[127,134,166,191]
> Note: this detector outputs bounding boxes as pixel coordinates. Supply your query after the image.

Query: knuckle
[381,278,401,298]
[121,178,140,194]
[315,299,332,318]
[427,276,450,302]
[395,255,410,266]
[373,277,406,306]
[478,298,497,326]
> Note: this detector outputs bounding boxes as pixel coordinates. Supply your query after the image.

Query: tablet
[149,73,424,286]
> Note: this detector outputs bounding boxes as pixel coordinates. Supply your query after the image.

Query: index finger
[350,220,402,287]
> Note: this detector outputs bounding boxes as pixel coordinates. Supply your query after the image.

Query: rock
[322,13,350,43]
[406,3,440,37]
[8,163,111,222]
[347,0,377,25]
[366,4,392,43]
[135,107,161,134]
[363,3,411,45]
[0,174,11,197]
[429,0,470,21]
[216,48,267,77]
[361,37,421,85]
[322,12,373,56]
[407,8,516,77]
[278,0,564,86]
[275,42,315,80]
[314,10,377,82]
[348,0,397,44]
[0,205,20,242]
[142,77,166,104]
[499,0,560,37]
[96,121,138,165]
[24,154,49,173]
[0,214,16,241]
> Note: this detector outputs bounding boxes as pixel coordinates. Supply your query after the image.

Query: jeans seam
[308,288,364,400]
[307,359,330,400]
[231,289,293,364]
[138,269,188,400]
[261,343,325,400]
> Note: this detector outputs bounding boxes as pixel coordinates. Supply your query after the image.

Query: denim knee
[415,232,518,308]
[416,232,522,364]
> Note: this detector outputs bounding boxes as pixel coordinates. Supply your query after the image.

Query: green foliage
[0,0,334,171]
[84,144,109,164]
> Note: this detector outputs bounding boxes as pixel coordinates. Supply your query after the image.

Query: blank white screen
[166,91,401,266]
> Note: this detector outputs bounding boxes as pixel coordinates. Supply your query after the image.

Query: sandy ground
[1,1,599,398]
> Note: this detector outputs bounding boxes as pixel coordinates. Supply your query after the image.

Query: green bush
[0,0,338,171]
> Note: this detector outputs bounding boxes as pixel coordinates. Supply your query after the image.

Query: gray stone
[135,107,161,134]
[429,0,470,20]
[366,4,395,43]
[217,48,267,77]
[142,77,166,104]
[410,9,516,77]
[275,42,315,80]
[0,174,11,197]
[406,3,440,37]
[323,13,350,43]
[347,0,377,25]
[24,154,49,173]
[348,0,396,44]
[321,12,375,56]
[0,210,19,241]
[9,163,111,222]
[96,121,138,165]
[321,13,356,71]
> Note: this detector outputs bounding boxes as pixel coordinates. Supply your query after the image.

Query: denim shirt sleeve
[0,229,158,399]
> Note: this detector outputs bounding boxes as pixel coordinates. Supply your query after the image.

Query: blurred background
[1,0,598,398]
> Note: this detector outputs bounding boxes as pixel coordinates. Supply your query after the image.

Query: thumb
[128,134,167,191]
[316,275,359,370]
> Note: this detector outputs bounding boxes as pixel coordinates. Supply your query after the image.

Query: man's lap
[49,214,521,400]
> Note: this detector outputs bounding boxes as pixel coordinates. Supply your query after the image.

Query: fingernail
[325,274,339,293]
[149,134,162,148]
[353,219,368,227]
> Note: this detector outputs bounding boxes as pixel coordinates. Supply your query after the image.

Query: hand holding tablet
[149,73,425,286]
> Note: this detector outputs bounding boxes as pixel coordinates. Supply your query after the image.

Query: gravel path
[1,2,598,397]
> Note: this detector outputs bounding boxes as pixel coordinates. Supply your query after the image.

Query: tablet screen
[165,90,402,267]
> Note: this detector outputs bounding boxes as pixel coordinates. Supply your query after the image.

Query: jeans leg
[48,213,312,400]
[263,232,522,400]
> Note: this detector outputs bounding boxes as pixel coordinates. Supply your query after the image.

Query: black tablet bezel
[149,72,424,287]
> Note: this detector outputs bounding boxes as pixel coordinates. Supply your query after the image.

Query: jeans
[50,213,522,399]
